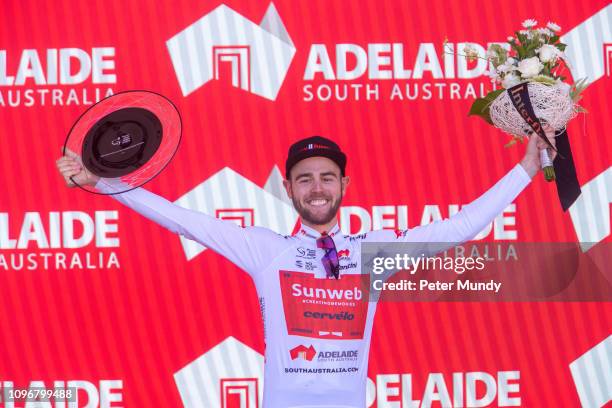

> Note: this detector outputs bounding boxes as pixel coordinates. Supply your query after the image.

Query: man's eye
[323,178,333,183]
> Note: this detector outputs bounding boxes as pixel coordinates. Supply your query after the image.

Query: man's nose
[311,180,324,192]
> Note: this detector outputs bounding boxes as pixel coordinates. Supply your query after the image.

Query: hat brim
[285,149,347,179]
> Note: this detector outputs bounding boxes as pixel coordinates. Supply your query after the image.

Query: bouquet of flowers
[453,20,587,183]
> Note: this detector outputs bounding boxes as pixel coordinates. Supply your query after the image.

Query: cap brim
[286,149,347,178]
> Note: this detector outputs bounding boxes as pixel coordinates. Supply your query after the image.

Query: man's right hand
[55,148,100,187]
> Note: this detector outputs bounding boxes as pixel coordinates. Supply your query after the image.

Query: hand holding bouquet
[452,20,585,210]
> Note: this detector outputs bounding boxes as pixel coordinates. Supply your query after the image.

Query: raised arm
[55,151,284,277]
[365,130,555,247]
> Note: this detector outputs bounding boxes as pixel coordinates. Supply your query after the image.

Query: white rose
[518,56,543,78]
[538,44,558,63]
[536,28,551,37]
[485,70,499,80]
[502,73,521,88]
[547,21,561,32]
[522,19,537,28]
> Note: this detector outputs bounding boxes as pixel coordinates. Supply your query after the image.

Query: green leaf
[529,75,557,85]
[468,89,505,125]
[556,43,567,51]
[570,77,590,103]
[574,105,588,113]
[550,35,559,43]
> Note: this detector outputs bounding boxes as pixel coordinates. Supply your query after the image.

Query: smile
[308,199,328,206]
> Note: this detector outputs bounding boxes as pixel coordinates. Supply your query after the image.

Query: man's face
[284,157,349,226]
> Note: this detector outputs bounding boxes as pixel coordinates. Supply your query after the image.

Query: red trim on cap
[298,144,332,152]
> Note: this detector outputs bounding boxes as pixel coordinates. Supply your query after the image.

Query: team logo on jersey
[280,271,369,340]
[349,233,368,241]
[295,260,317,271]
[394,229,408,239]
[289,345,359,363]
[337,249,350,259]
[296,247,317,259]
[290,345,316,361]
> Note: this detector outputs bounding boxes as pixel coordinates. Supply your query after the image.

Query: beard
[292,192,343,226]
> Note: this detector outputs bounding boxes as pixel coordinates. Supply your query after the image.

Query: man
[56,133,553,407]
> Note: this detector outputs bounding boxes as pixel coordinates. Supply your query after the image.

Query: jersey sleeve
[363,163,532,249]
[95,179,287,278]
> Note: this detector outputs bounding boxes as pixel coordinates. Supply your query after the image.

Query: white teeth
[309,199,327,206]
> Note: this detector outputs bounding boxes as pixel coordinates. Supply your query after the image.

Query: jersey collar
[296,222,341,241]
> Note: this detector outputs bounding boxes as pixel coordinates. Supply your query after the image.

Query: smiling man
[56,133,552,407]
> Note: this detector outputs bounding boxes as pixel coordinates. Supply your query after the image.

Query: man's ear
[341,175,350,195]
[283,179,293,199]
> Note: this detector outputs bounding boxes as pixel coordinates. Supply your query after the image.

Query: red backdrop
[0,0,610,406]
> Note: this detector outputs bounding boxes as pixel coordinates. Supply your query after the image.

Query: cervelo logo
[291,282,363,301]
[174,166,298,260]
[290,344,316,361]
[174,337,264,408]
[166,3,296,101]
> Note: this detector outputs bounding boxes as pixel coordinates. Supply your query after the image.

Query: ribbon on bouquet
[507,83,582,211]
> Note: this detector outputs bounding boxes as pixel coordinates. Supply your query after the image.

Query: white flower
[519,29,533,39]
[547,21,561,32]
[507,36,514,41]
[496,58,517,74]
[485,69,499,80]
[502,73,521,88]
[522,19,538,28]
[536,27,554,37]
[518,56,544,78]
[496,63,510,73]
[538,44,559,63]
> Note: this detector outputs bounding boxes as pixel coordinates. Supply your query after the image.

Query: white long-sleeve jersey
[96,164,531,408]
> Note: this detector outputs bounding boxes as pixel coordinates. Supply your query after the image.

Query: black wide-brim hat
[285,136,347,178]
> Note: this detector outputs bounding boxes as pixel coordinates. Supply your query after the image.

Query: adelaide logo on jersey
[290,345,359,363]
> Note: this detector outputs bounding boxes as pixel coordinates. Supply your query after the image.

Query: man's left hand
[520,125,557,178]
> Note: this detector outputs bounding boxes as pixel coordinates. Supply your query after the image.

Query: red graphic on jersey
[337,249,350,258]
[279,270,369,340]
[290,345,317,361]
